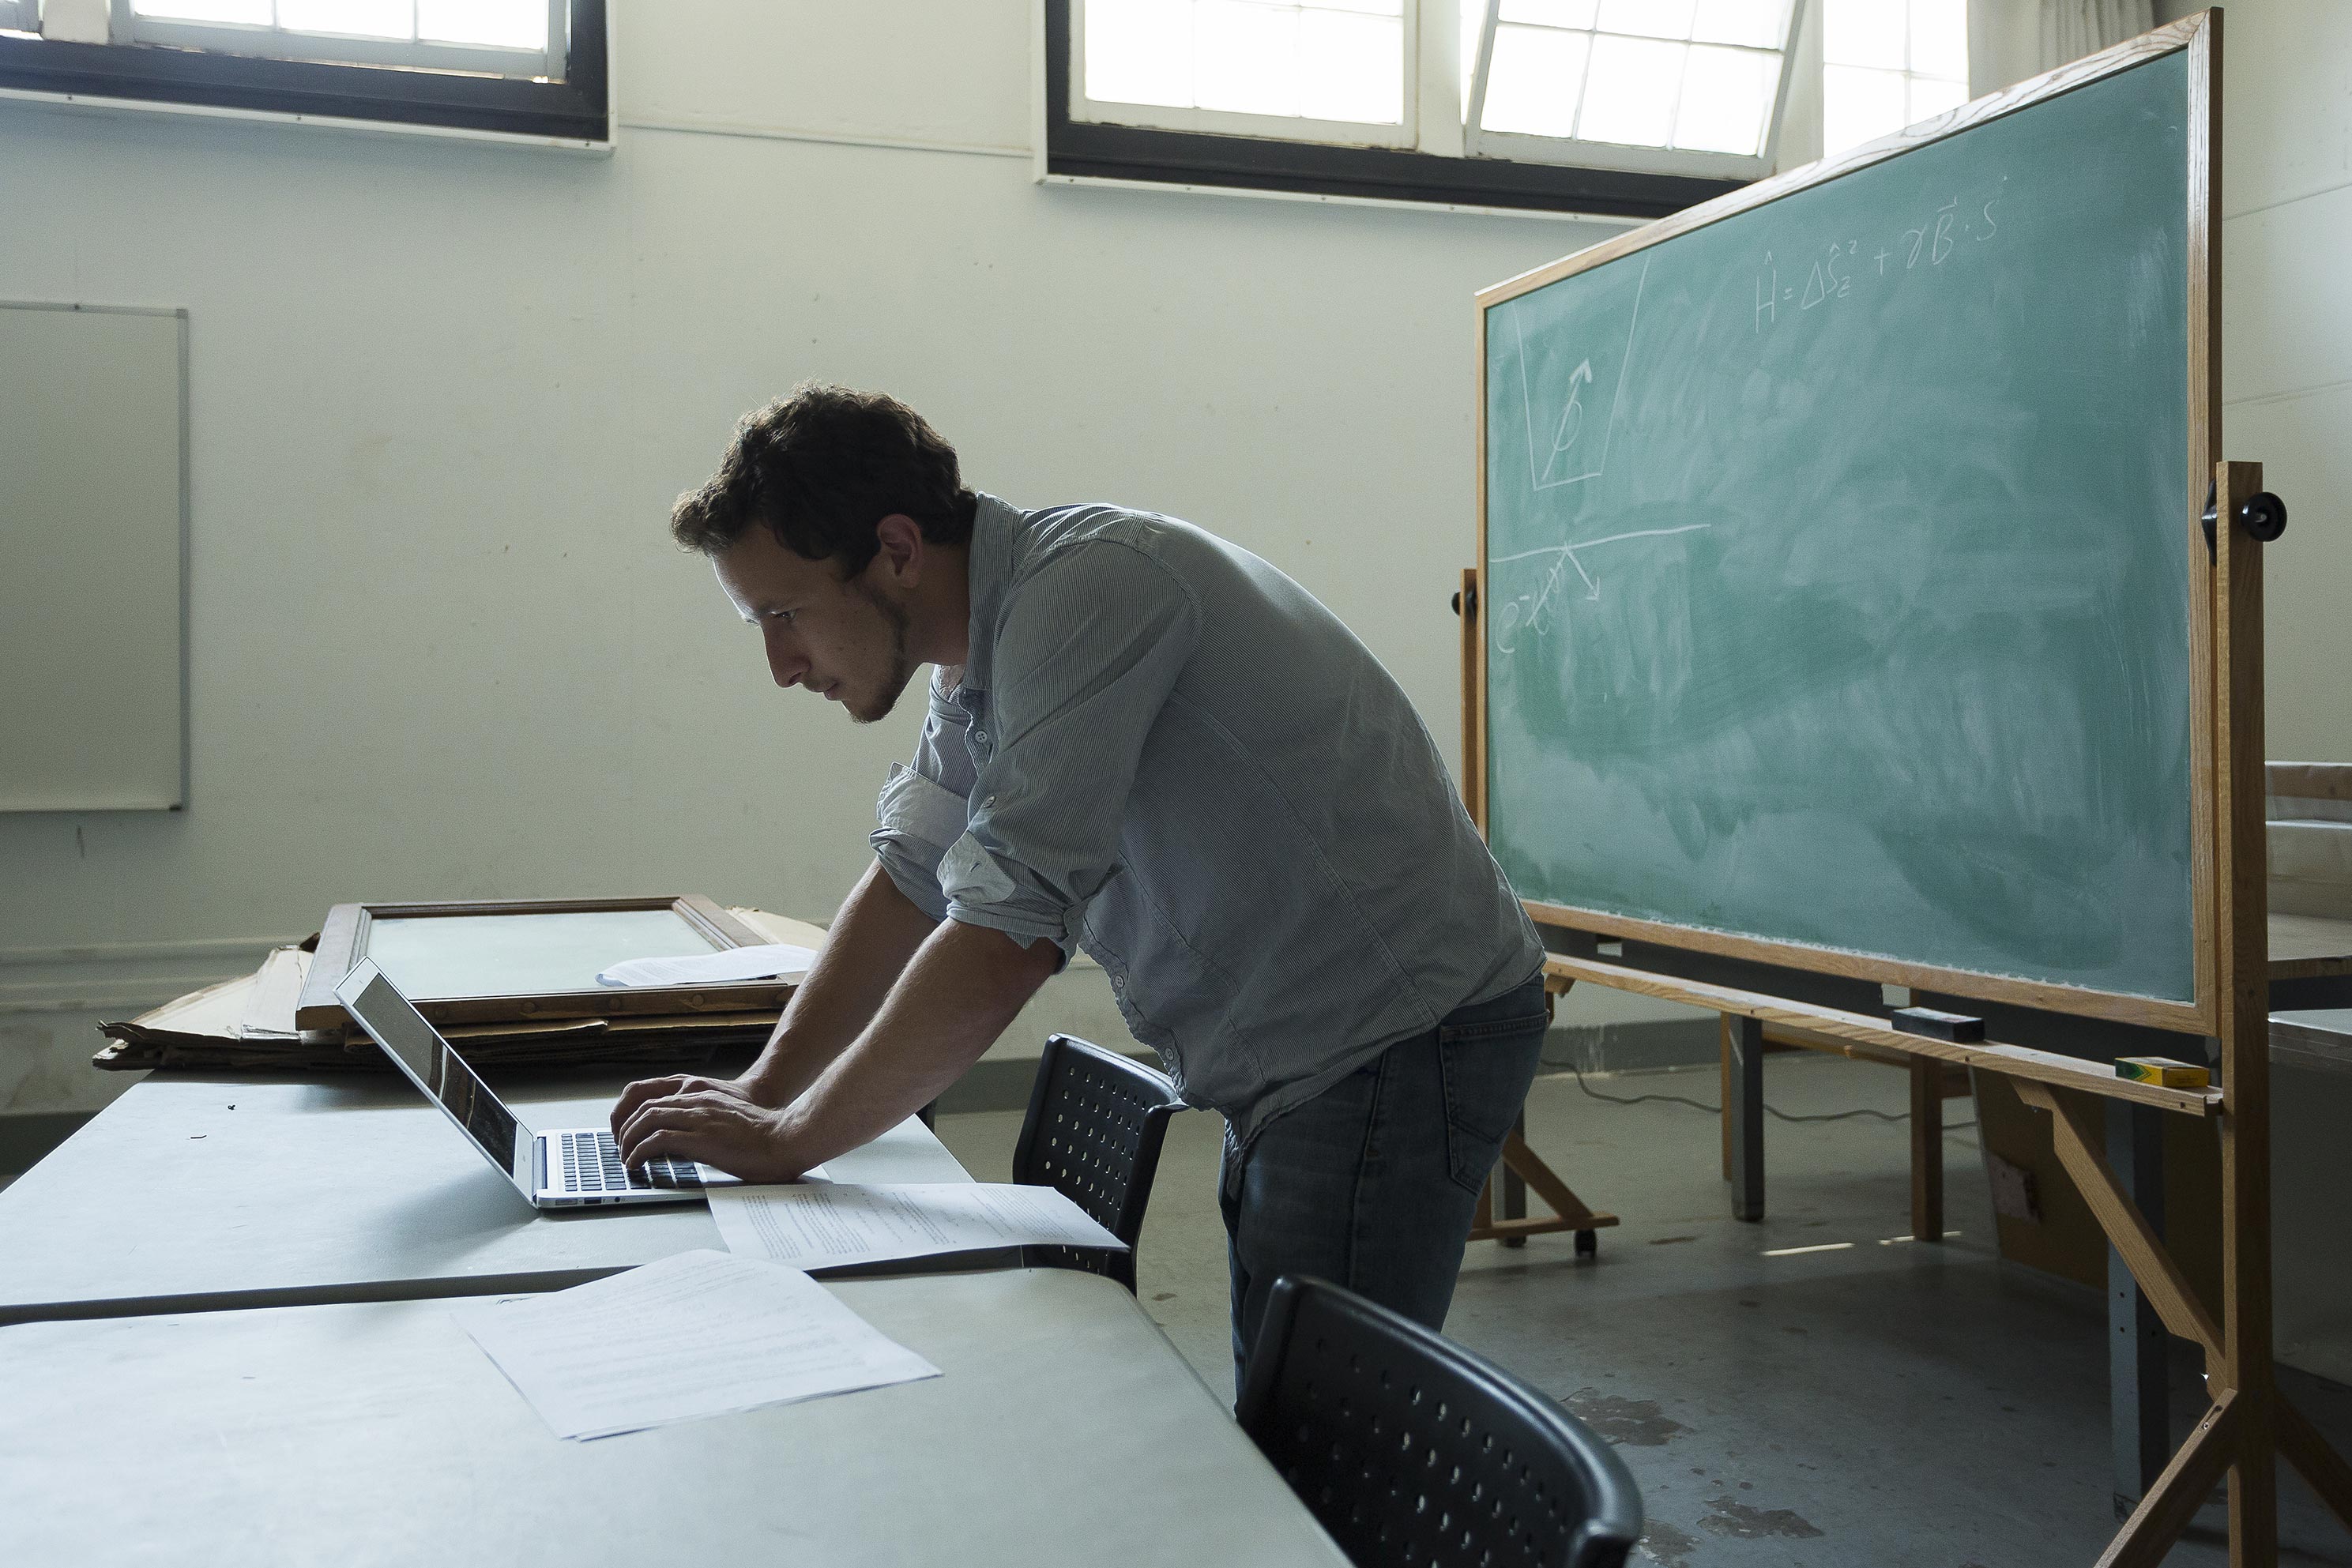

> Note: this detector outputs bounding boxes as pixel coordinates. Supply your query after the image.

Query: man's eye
[766,610,796,625]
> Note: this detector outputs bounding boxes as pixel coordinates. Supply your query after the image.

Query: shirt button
[985,795,998,808]
[972,729,988,743]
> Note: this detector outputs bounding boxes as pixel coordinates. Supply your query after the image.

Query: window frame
[0,0,607,146]
[1043,0,1744,218]
[1461,0,1806,183]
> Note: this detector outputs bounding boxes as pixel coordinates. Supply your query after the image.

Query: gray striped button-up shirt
[871,494,1542,1147]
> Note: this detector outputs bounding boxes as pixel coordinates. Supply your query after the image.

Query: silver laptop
[335,958,743,1209]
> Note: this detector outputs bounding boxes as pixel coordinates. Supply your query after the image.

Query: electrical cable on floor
[1549,1061,1978,1133]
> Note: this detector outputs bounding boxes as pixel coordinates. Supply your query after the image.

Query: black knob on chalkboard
[1451,586,1477,616]
[2200,485,2290,551]
[2241,491,2288,542]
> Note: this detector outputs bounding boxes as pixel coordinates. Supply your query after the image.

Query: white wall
[9,2,2340,1122]
[0,1,1680,1115]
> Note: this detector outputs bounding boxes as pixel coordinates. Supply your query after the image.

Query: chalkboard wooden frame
[1470,12,2223,1037]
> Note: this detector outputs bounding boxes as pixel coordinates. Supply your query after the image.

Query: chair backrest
[1011,1033,1180,1292]
[1237,1277,1643,1568]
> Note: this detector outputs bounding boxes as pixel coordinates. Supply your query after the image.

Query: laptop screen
[336,961,524,1183]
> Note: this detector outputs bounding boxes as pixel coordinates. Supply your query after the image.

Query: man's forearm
[742,861,939,1107]
[773,918,1060,1172]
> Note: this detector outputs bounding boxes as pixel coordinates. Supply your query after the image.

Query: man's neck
[912,540,973,669]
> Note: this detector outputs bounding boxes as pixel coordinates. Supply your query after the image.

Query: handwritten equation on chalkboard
[1754,177,2007,333]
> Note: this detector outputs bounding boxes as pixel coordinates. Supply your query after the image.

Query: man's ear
[871,513,924,586]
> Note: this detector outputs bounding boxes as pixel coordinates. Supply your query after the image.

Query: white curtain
[2039,0,2157,70]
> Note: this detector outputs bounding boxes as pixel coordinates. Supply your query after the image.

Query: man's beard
[846,579,916,725]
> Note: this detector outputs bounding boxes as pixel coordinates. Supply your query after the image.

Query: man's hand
[612,1085,814,1184]
[608,1074,766,1143]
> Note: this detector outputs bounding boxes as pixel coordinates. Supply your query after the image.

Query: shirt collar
[956,491,1020,698]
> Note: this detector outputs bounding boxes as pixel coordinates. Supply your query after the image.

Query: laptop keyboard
[557,1130,704,1194]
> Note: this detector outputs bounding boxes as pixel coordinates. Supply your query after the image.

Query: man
[614,385,1548,1385]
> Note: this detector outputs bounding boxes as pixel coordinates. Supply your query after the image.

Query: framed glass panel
[295,895,791,1032]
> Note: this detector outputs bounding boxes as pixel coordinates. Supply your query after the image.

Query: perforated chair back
[1010,1033,1180,1292]
[1238,1277,1643,1568]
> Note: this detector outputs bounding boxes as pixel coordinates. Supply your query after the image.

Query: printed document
[595,942,816,988]
[709,1182,1126,1272]
[450,1249,938,1440]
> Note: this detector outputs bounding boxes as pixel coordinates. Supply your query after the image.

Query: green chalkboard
[1481,47,2203,1010]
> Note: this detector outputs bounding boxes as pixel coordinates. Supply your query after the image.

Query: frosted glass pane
[366,910,722,1000]
[1907,0,1966,78]
[1087,0,1196,107]
[1673,42,1770,153]
[1298,9,1403,122]
[1195,0,1300,115]
[1577,32,1681,145]
[418,0,544,49]
[1308,0,1402,13]
[1691,0,1784,48]
[277,0,411,39]
[1822,0,1902,68]
[1822,62,1906,152]
[1908,73,1968,122]
[1596,0,1694,40]
[1481,24,1589,137]
[1500,0,1598,26]
[134,0,272,21]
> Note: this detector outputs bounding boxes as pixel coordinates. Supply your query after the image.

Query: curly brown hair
[670,384,978,577]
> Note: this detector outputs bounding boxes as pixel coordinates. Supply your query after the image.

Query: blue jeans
[1217,973,1549,1393]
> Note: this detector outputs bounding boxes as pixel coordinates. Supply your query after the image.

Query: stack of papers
[710,1182,1127,1273]
[595,943,816,988]
[452,1250,938,1440]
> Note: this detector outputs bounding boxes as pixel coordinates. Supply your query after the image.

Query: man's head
[672,385,977,724]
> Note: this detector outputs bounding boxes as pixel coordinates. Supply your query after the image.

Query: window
[0,0,606,145]
[1467,0,1799,177]
[1046,0,1789,218]
[126,1,564,81]
[1074,0,1417,150]
[1819,0,1967,158]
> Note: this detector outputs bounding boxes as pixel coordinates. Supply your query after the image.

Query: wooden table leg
[1720,1018,1734,1183]
[1727,1013,1763,1221]
[1910,1057,1944,1242]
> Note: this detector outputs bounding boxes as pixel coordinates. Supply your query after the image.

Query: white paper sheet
[450,1249,938,1440]
[594,943,817,988]
[709,1182,1127,1272]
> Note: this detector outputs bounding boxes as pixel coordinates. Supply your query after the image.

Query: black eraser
[1892,1006,1984,1043]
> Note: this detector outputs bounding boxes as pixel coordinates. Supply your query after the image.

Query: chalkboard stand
[1462,11,2352,1559]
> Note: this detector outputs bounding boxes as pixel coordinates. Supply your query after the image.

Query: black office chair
[1238,1277,1643,1568]
[1010,1032,1180,1292]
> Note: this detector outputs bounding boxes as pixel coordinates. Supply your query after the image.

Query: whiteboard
[0,303,187,812]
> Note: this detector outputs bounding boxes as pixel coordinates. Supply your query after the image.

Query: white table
[2272,1007,2352,1077]
[0,1070,973,1325]
[0,1267,1345,1567]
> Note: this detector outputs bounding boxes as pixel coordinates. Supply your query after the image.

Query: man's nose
[762,624,807,690]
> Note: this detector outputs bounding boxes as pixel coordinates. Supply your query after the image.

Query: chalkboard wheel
[1575,1229,1598,1258]
[1500,1234,1527,1250]
[2241,491,2287,542]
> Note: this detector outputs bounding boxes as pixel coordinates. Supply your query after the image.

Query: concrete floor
[935,1052,2352,1567]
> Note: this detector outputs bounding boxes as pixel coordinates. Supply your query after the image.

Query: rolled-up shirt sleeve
[869,672,980,923]
[938,542,1200,957]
